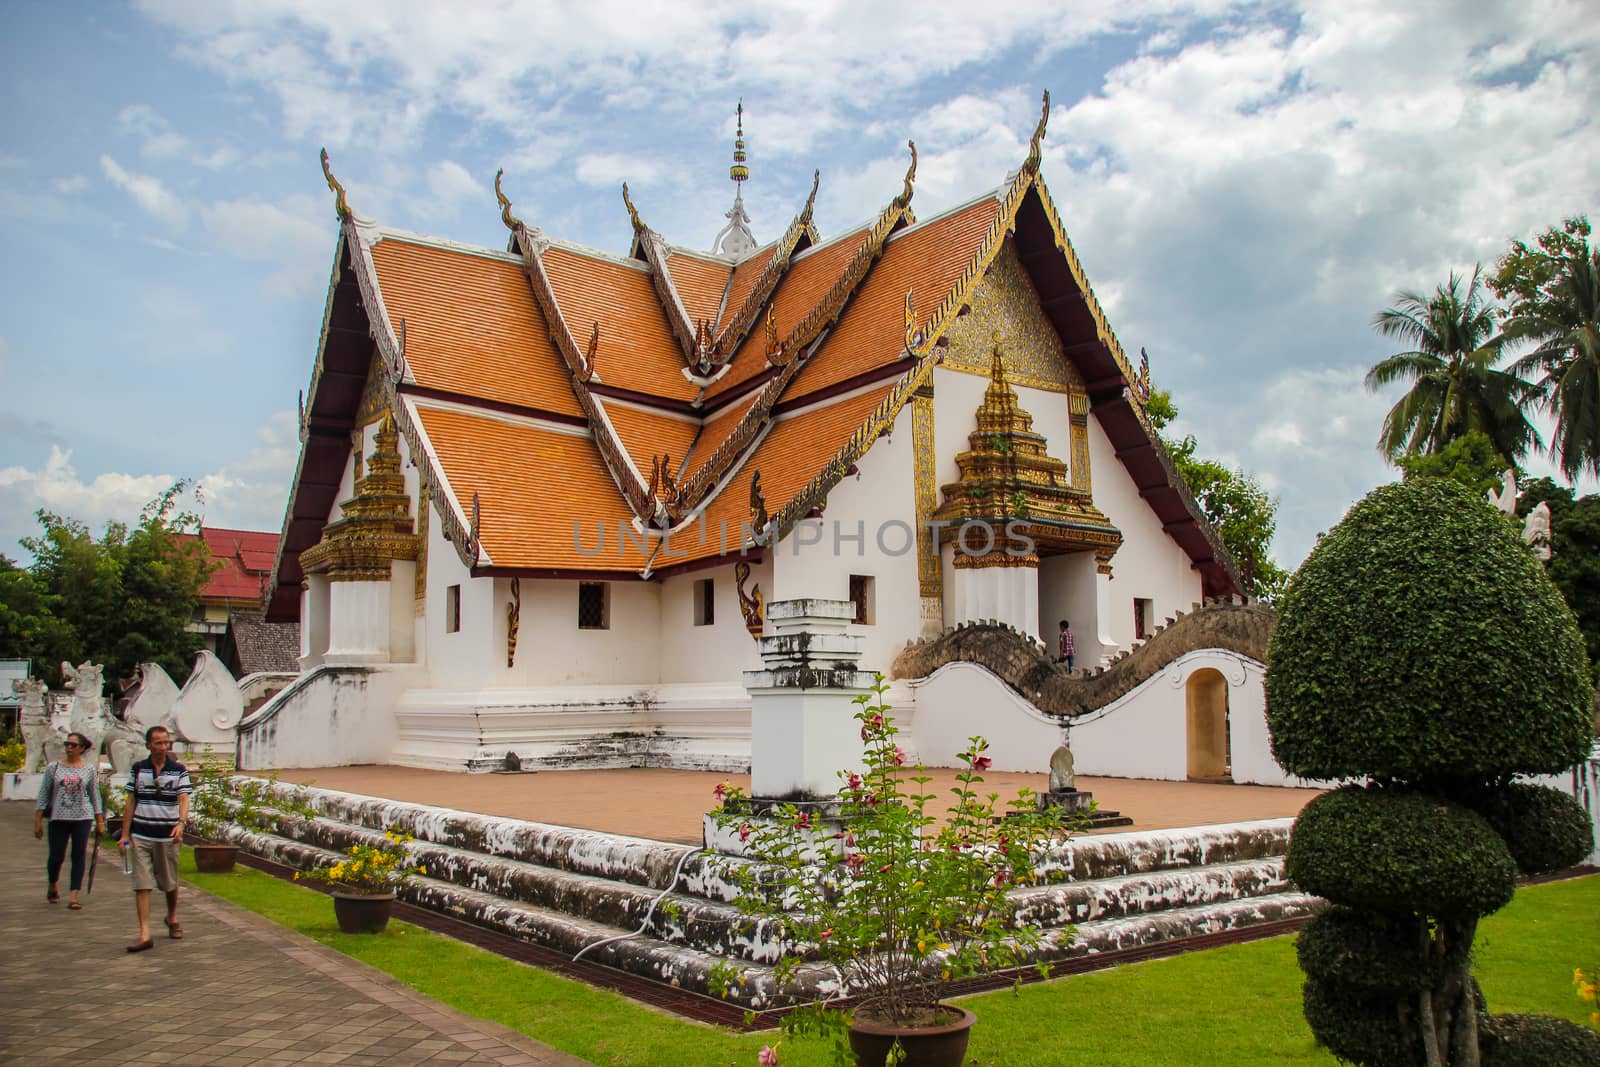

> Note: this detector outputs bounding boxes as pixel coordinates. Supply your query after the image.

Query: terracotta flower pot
[332,891,396,934]
[848,1004,977,1067]
[192,844,239,874]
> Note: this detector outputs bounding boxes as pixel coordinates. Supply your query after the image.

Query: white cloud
[0,446,177,556]
[194,410,300,533]
[574,153,663,188]
[200,194,332,295]
[99,154,189,229]
[50,175,88,194]
[425,159,484,212]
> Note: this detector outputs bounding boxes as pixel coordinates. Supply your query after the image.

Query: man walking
[119,725,191,952]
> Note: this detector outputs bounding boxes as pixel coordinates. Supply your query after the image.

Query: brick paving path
[0,803,590,1067]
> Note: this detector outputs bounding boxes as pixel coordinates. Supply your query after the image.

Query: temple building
[249,96,1275,782]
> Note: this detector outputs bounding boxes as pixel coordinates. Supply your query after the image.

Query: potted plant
[186,753,249,872]
[709,675,1076,1067]
[295,830,425,934]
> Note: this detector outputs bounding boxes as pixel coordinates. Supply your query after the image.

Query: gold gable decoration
[299,412,421,582]
[932,339,1121,568]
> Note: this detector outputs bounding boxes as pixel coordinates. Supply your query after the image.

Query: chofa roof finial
[1024,90,1050,174]
[893,140,917,209]
[495,169,523,232]
[320,148,351,222]
[622,181,645,234]
[712,100,758,256]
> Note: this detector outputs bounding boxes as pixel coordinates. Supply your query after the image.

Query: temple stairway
[213,780,1319,1010]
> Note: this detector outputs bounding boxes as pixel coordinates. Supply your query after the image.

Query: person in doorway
[33,731,107,909]
[1058,619,1075,671]
[119,725,191,952]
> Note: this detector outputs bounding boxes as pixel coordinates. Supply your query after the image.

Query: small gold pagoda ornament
[298,413,420,582]
[931,337,1121,569]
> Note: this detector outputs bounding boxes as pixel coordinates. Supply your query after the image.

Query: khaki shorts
[130,837,180,893]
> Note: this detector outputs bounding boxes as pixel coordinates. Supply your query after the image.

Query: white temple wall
[507,578,662,685]
[1084,416,1204,653]
[771,404,921,675]
[658,561,765,684]
[422,501,496,687]
[1038,552,1099,656]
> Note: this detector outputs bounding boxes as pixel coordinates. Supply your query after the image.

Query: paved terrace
[0,803,590,1067]
[268,766,1324,844]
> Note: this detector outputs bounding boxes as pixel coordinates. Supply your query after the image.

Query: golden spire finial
[320,148,351,222]
[894,140,917,209]
[622,182,645,234]
[730,99,749,185]
[1024,90,1050,173]
[495,169,523,232]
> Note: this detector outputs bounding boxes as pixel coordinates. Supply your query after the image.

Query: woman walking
[33,732,107,909]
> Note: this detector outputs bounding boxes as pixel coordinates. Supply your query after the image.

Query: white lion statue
[15,677,59,773]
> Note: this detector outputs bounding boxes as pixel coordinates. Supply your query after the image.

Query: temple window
[693,578,715,626]
[1134,597,1153,641]
[445,585,461,634]
[579,582,610,630]
[849,574,876,626]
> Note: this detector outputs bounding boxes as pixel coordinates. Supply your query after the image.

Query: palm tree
[1503,251,1600,481]
[1364,267,1541,463]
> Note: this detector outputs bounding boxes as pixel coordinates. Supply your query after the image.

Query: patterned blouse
[36,762,105,822]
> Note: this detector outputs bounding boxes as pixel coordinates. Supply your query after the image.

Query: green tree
[1519,478,1600,685]
[1488,215,1591,322]
[1149,388,1288,600]
[1393,429,1514,497]
[0,556,78,681]
[1364,268,1541,463]
[1503,249,1600,481]
[19,482,213,686]
[1267,479,1595,1066]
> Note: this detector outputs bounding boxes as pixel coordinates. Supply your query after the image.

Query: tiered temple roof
[267,96,1239,620]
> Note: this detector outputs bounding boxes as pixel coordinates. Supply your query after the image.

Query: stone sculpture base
[3,772,46,802]
[1036,788,1134,829]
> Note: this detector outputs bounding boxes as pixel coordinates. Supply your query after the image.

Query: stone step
[215,782,1315,1008]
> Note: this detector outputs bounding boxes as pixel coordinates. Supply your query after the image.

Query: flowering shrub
[1578,968,1600,1027]
[296,830,425,894]
[708,674,1076,1060]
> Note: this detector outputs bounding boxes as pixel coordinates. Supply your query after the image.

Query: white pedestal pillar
[325,581,393,663]
[743,598,875,800]
[951,563,1039,640]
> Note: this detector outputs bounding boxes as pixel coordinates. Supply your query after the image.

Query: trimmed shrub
[1287,787,1517,919]
[1465,783,1596,875]
[1267,479,1592,781]
[1303,974,1424,1067]
[1296,907,1457,993]
[1479,1013,1600,1066]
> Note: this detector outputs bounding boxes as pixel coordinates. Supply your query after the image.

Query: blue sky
[1,0,1595,570]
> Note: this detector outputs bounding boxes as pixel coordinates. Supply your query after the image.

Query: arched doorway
[1186,668,1231,781]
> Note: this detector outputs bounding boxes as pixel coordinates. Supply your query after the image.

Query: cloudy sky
[1,0,1595,571]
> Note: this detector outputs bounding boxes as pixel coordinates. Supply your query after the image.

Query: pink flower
[891,747,907,767]
[759,1046,779,1066]
[845,852,866,874]
[844,832,856,847]
[973,755,992,772]
[846,772,863,791]
[818,928,833,941]
[738,823,753,843]
[713,782,728,801]
[795,812,813,829]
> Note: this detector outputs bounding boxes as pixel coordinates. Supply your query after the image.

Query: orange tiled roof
[664,251,732,329]
[788,197,999,403]
[603,402,700,484]
[179,527,278,603]
[683,391,760,484]
[540,245,700,402]
[707,225,872,402]
[368,238,581,418]
[719,242,776,331]
[415,405,652,571]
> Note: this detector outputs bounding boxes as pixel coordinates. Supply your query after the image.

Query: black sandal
[47,888,59,904]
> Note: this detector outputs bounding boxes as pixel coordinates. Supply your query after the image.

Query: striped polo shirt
[124,757,193,840]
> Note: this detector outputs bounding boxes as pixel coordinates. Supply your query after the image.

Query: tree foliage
[1365,268,1541,464]
[7,482,213,687]
[1148,388,1289,600]
[1503,239,1600,481]
[1266,477,1593,1066]
[1394,430,1515,498]
[1518,478,1600,686]
[1488,216,1592,322]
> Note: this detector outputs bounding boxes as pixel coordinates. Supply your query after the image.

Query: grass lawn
[181,853,1597,1067]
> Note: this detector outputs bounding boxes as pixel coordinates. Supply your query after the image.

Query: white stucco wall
[421,500,496,687]
[771,400,922,676]
[657,561,767,684]
[1083,416,1204,652]
[500,578,662,686]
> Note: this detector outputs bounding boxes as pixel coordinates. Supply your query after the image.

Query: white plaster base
[952,564,1039,640]
[237,664,418,770]
[390,683,752,773]
[749,687,868,799]
[325,580,394,662]
[3,772,45,802]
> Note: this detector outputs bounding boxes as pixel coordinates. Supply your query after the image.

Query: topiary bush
[1267,478,1596,1067]
[1478,1013,1600,1066]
